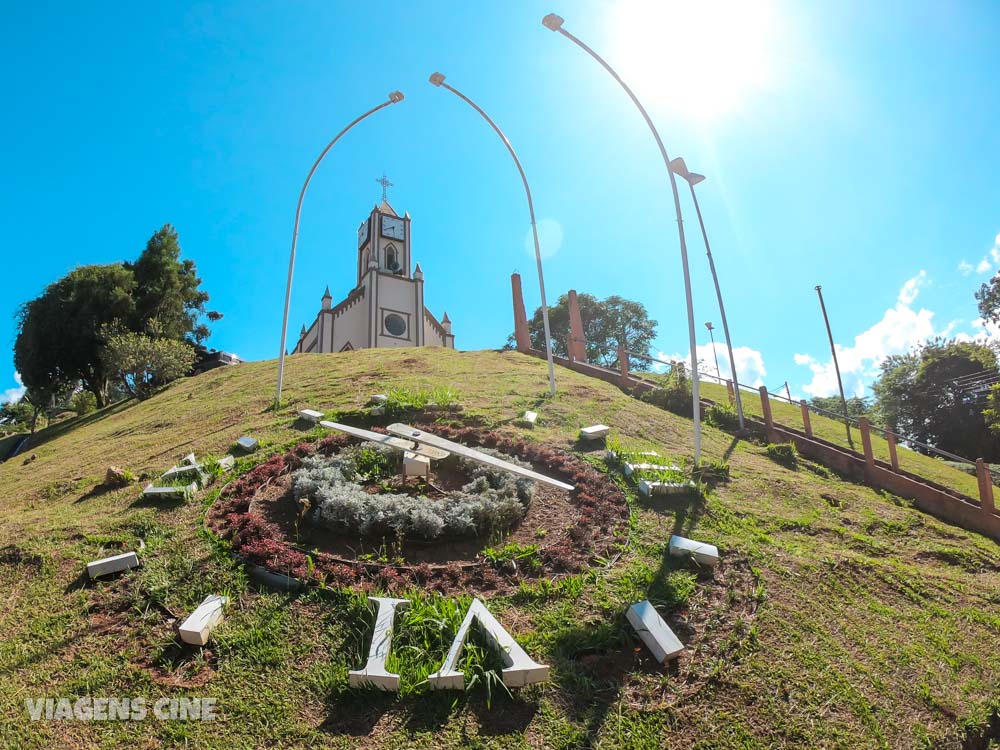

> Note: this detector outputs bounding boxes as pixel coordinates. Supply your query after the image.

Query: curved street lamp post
[670,158,746,431]
[274,92,405,410]
[542,13,701,464]
[429,72,557,398]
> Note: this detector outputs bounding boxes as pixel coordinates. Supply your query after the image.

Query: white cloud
[977,257,992,274]
[2,372,26,405]
[953,316,1000,345]
[793,271,943,398]
[958,260,974,276]
[525,218,563,260]
[655,343,768,388]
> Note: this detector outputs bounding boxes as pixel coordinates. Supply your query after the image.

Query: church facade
[293,200,455,354]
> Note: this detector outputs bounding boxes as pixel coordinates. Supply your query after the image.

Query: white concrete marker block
[669,535,719,568]
[627,600,684,663]
[161,463,207,484]
[142,482,197,501]
[180,453,197,466]
[428,598,549,690]
[349,597,409,691]
[523,410,538,427]
[638,480,694,497]
[370,406,385,416]
[87,551,139,579]
[179,594,228,646]
[371,394,388,404]
[218,455,235,471]
[403,451,430,477]
[298,409,323,423]
[579,424,610,441]
[236,436,258,452]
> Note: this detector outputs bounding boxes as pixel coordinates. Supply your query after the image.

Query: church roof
[378,200,399,217]
[322,285,332,299]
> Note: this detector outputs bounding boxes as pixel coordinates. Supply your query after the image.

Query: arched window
[385,245,398,271]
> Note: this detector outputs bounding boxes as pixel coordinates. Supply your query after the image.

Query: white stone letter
[428,598,549,690]
[349,597,409,691]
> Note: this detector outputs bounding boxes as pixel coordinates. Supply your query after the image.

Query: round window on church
[384,313,407,337]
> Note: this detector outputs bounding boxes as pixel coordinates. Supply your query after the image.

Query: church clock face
[358,219,369,248]
[381,215,404,240]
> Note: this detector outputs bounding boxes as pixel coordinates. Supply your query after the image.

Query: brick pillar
[976,459,995,514]
[800,400,812,437]
[618,343,630,386]
[758,386,774,437]
[567,290,587,362]
[859,418,875,468]
[511,273,530,352]
[726,380,735,404]
[887,433,900,472]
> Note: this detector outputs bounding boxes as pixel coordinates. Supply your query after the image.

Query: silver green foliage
[293,445,535,541]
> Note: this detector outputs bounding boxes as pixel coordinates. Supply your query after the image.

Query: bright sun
[610,0,777,122]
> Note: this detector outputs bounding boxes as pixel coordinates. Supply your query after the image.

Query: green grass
[0,348,998,748]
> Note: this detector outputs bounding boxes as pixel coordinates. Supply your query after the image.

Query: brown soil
[249,462,579,566]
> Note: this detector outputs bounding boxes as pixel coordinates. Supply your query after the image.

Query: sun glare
[610,0,776,121]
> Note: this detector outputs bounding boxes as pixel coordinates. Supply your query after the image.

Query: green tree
[871,340,1000,460]
[809,395,871,419]
[510,293,658,369]
[101,324,196,400]
[975,273,1000,326]
[126,224,220,343]
[14,264,136,407]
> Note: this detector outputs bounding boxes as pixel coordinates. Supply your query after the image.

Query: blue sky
[3,0,999,404]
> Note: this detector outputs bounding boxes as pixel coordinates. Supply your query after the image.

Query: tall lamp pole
[274,92,405,410]
[814,284,853,448]
[542,13,701,464]
[670,157,745,431]
[429,73,557,398]
[705,322,721,380]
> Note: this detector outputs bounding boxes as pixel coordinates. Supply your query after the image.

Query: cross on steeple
[375,173,393,203]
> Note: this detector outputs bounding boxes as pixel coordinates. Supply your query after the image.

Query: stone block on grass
[298,409,324,423]
[87,551,139,579]
[627,600,683,663]
[579,425,610,441]
[522,411,538,427]
[235,436,258,452]
[668,535,719,568]
[179,595,228,646]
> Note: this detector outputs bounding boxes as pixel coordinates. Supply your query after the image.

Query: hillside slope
[1,348,999,749]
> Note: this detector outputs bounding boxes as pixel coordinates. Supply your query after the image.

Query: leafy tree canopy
[871,338,1000,461]
[13,225,217,407]
[101,323,196,400]
[809,395,871,419]
[508,293,658,370]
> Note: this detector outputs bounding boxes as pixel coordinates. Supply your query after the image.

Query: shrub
[691,458,730,486]
[294,446,535,541]
[766,442,797,467]
[705,402,740,432]
[640,367,692,416]
[70,391,98,416]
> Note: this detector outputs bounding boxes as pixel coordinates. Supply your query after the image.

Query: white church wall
[373,273,420,348]
[330,294,369,352]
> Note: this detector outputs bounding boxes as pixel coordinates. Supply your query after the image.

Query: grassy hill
[1,348,999,749]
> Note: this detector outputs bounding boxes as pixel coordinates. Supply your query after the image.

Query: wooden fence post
[758,387,773,437]
[886,433,900,472]
[799,400,812,437]
[977,459,995,514]
[859,418,875,468]
[726,380,735,404]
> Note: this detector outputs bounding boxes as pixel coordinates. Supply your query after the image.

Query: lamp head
[688,172,706,186]
[705,321,714,331]
[388,91,404,103]
[542,13,564,31]
[815,285,822,292]
[668,156,690,178]
[428,72,445,87]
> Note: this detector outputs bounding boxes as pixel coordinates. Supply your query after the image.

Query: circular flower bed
[293,445,534,541]
[207,425,630,595]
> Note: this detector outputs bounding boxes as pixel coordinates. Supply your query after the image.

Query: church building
[293,196,455,354]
